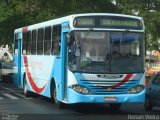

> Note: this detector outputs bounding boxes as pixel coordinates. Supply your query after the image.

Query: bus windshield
[68,31,144,73]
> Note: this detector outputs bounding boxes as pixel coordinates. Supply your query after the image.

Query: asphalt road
[0,80,159,120]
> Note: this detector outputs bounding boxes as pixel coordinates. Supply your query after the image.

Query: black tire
[51,82,65,108]
[144,95,152,111]
[23,75,32,97]
[109,103,121,111]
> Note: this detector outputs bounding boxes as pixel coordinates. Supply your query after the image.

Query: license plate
[105,97,117,102]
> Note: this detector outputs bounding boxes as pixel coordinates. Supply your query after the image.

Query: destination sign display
[100,18,140,28]
[74,16,143,30]
[76,18,95,26]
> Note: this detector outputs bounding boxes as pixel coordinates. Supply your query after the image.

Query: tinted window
[22,32,27,55]
[27,31,31,55]
[31,30,37,54]
[14,34,18,55]
[37,28,44,55]
[52,25,61,55]
[44,26,51,55]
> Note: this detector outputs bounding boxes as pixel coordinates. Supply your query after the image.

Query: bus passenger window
[53,36,60,55]
[31,30,37,55]
[44,26,51,55]
[44,42,51,55]
[37,28,44,55]
[27,31,31,55]
[14,34,18,55]
[52,25,61,55]
[22,32,27,55]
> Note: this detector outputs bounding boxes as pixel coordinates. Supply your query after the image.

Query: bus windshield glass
[68,31,143,73]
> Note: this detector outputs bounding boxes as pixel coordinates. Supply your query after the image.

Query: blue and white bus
[13,13,145,109]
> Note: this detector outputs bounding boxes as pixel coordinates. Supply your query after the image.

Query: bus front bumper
[66,88,146,104]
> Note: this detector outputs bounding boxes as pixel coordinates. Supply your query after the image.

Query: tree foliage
[0,0,119,46]
[2,0,160,51]
[117,0,160,51]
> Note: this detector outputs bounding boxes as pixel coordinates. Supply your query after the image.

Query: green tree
[0,0,118,46]
[117,0,160,51]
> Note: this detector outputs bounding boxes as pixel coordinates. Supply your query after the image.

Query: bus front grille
[79,79,139,95]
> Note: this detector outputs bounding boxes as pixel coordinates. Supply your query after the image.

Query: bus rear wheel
[51,83,65,108]
[23,75,32,97]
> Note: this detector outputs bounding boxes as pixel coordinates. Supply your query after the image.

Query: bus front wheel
[51,83,65,108]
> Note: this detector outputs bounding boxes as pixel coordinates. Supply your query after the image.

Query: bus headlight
[69,84,92,95]
[126,85,145,94]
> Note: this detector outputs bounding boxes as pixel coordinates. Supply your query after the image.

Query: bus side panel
[22,55,57,97]
[36,56,61,98]
[43,56,62,100]
[24,56,62,98]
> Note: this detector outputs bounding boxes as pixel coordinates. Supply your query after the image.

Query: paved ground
[0,80,159,120]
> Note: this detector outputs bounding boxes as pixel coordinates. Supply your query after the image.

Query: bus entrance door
[60,22,70,101]
[13,32,22,87]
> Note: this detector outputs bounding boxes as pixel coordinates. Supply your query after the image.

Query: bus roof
[14,13,143,33]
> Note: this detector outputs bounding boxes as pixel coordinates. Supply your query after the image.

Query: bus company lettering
[30,61,43,70]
